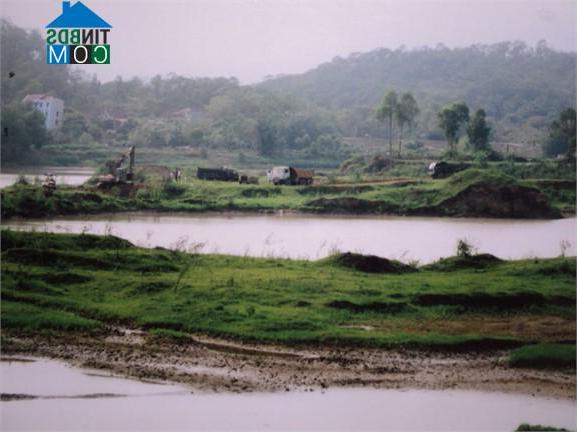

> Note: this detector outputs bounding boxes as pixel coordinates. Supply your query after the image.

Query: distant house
[22,95,65,130]
[46,0,111,28]
[99,110,128,125]
[170,108,209,123]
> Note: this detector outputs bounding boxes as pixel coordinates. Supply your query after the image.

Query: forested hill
[260,42,576,140]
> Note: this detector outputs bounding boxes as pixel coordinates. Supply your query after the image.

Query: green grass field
[509,344,576,369]
[1,230,575,356]
[1,168,573,219]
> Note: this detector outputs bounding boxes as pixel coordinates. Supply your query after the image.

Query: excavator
[96,145,136,190]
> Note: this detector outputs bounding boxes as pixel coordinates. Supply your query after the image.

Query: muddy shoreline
[2,329,575,400]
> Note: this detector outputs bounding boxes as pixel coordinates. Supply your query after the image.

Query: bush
[162,182,187,198]
[516,424,570,431]
[509,344,576,369]
[456,239,475,257]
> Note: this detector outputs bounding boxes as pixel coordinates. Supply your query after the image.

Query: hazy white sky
[2,0,576,83]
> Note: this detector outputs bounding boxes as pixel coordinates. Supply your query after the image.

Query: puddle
[0,357,185,398]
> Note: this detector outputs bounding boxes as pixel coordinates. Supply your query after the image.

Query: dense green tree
[543,108,576,158]
[1,102,50,163]
[376,91,398,155]
[257,119,279,156]
[1,20,71,104]
[396,92,419,156]
[168,127,187,147]
[467,109,491,151]
[438,102,470,154]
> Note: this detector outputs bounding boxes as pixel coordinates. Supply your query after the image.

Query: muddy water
[1,358,575,431]
[3,212,575,263]
[0,167,94,188]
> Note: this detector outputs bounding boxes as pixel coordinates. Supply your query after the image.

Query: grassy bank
[1,169,573,219]
[509,344,576,370]
[1,230,575,354]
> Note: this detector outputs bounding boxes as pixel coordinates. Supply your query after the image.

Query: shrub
[509,344,576,369]
[456,239,475,257]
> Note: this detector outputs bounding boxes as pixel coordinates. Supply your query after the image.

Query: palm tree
[376,91,398,155]
[396,92,419,156]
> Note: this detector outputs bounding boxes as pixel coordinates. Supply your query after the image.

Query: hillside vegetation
[2,19,575,167]
[261,42,576,144]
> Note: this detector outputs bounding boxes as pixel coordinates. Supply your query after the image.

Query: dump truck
[197,167,239,182]
[267,166,314,185]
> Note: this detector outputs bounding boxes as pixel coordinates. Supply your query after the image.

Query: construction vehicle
[267,166,314,185]
[197,167,239,182]
[97,146,136,189]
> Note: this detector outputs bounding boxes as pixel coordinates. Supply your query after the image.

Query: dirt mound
[327,300,408,314]
[425,183,559,218]
[297,185,374,195]
[307,197,391,214]
[1,231,133,252]
[364,155,395,173]
[132,281,172,294]
[426,253,503,271]
[332,252,415,274]
[241,188,281,198]
[42,272,93,285]
[534,260,576,277]
[413,292,547,311]
[2,248,115,270]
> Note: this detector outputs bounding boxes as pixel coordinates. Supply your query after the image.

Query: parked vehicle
[97,146,136,189]
[267,166,314,185]
[428,161,470,179]
[239,175,259,184]
[197,167,239,182]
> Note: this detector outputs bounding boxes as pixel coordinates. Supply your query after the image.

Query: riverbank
[1,169,574,219]
[2,329,575,400]
[1,230,575,399]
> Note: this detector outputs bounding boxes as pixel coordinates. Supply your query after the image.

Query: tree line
[374,91,491,158]
[1,19,575,166]
[262,41,576,145]
[375,90,419,156]
[374,90,574,160]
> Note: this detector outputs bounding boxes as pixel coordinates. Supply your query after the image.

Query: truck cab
[268,166,291,185]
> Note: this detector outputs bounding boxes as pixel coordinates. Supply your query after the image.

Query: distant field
[1,168,573,219]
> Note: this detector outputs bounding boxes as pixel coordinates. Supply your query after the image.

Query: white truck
[267,166,314,185]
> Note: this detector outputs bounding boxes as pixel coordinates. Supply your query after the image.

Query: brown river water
[1,357,575,431]
[3,212,575,263]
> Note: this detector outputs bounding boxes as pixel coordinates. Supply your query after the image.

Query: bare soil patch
[2,329,574,399]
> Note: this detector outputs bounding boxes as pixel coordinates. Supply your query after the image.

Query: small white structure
[22,94,64,130]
